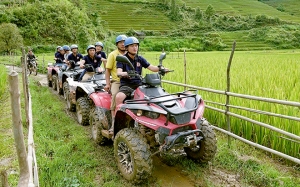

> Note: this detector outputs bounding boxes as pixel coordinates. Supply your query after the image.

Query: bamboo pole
[8,70,29,187]
[225,41,236,146]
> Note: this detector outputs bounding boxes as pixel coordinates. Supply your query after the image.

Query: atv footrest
[101,130,113,139]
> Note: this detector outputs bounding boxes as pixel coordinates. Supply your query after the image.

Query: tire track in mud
[32,73,195,186]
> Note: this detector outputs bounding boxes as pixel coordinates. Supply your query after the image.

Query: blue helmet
[124,37,139,47]
[62,45,70,51]
[115,35,127,45]
[95,42,104,48]
[70,44,78,50]
[86,45,96,52]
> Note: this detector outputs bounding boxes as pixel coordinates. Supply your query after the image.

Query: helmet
[124,37,139,47]
[56,46,61,49]
[59,47,63,51]
[86,45,96,52]
[115,35,127,44]
[70,44,78,50]
[62,45,70,51]
[95,42,104,48]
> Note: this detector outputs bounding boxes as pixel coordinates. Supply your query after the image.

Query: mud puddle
[152,155,194,187]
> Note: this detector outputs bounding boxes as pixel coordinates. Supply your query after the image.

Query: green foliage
[0,23,23,53]
[0,0,105,50]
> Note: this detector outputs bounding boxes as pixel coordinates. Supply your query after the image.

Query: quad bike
[27,58,38,76]
[47,59,64,90]
[91,53,217,183]
[66,64,111,126]
[57,60,84,99]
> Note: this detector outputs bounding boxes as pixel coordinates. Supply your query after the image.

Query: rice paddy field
[141,50,300,160]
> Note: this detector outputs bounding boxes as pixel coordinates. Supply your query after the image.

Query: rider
[95,41,107,67]
[62,45,71,63]
[79,45,104,81]
[104,34,127,125]
[54,47,65,64]
[67,44,83,68]
[55,46,61,57]
[26,49,37,68]
[111,36,168,134]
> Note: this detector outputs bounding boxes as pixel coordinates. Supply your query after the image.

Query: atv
[47,59,65,90]
[91,52,217,183]
[27,58,38,76]
[66,64,111,126]
[57,60,84,99]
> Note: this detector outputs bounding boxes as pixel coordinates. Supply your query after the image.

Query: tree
[0,23,23,53]
[205,4,215,21]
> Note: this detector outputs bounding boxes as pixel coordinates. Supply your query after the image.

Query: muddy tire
[47,76,52,87]
[76,97,90,126]
[52,75,57,91]
[66,90,76,112]
[63,82,69,100]
[90,107,111,145]
[55,77,63,95]
[184,119,217,163]
[114,128,152,183]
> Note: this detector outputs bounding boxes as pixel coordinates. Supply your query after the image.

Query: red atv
[47,59,64,90]
[91,53,217,183]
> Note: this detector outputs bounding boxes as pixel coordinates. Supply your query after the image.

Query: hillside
[1,0,300,51]
[85,0,300,51]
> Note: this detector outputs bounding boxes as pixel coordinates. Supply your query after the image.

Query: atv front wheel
[76,97,90,126]
[63,82,69,100]
[90,107,111,145]
[114,128,152,183]
[184,119,217,163]
[52,75,57,91]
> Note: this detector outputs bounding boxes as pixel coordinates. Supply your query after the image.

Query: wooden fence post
[8,70,29,187]
[21,48,30,127]
[1,170,9,187]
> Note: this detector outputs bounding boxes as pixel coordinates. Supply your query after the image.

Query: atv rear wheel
[184,119,217,163]
[76,97,90,126]
[52,75,57,91]
[63,82,69,100]
[114,128,152,183]
[90,107,111,145]
[55,77,63,95]
[47,76,52,87]
[66,90,76,112]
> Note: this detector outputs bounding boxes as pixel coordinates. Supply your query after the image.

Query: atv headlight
[132,110,160,119]
[137,109,142,116]
[144,111,160,119]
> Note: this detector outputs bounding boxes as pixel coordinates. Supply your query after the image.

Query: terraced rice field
[87,0,174,32]
[181,0,300,23]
